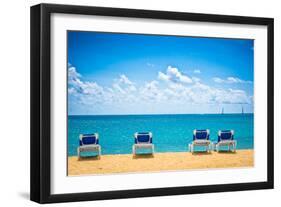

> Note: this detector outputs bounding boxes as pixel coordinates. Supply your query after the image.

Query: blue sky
[68,31,254,115]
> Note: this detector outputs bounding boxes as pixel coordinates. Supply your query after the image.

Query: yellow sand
[68,150,254,176]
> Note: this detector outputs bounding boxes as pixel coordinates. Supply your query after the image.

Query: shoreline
[68,149,254,176]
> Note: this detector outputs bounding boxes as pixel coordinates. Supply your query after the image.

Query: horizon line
[68,112,254,116]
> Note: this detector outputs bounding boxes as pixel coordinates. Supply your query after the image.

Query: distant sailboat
[242,106,244,114]
[221,107,224,114]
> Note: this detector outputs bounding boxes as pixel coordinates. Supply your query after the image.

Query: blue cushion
[194,130,209,140]
[81,135,97,145]
[218,130,233,142]
[136,133,151,143]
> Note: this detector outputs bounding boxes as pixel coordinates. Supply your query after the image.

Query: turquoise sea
[68,114,254,156]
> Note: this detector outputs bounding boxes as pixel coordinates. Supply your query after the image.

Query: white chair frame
[214,130,236,152]
[77,134,101,157]
[132,132,154,155]
[189,129,212,153]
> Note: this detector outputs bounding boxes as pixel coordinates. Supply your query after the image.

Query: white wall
[0,0,279,206]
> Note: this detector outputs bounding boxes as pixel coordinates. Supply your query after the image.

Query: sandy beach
[68,149,253,175]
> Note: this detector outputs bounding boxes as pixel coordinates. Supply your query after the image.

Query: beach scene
[67,31,254,176]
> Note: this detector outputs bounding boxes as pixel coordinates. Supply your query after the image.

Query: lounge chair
[214,130,236,152]
[133,132,154,155]
[189,129,212,152]
[77,133,101,157]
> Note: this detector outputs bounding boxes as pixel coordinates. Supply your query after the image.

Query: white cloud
[185,82,252,105]
[214,88,251,104]
[68,65,109,109]
[158,71,170,81]
[228,77,242,83]
[68,66,81,84]
[119,74,133,85]
[193,69,201,74]
[192,77,200,82]
[139,81,165,101]
[68,87,77,95]
[68,64,253,114]
[68,66,104,96]
[113,74,137,93]
[213,77,224,83]
[147,63,155,67]
[213,76,252,84]
[158,66,193,84]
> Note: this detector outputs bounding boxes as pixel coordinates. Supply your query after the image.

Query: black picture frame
[30,3,274,204]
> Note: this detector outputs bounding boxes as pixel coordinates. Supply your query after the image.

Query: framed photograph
[30,3,274,203]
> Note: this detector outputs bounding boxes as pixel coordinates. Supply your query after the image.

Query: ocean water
[68,114,254,156]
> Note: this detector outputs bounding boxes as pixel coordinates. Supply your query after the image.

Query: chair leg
[132,145,135,155]
[77,148,80,158]
[207,144,210,152]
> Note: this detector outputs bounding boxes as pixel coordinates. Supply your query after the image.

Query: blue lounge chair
[132,132,154,155]
[77,133,101,157]
[189,129,212,152]
[214,130,236,152]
